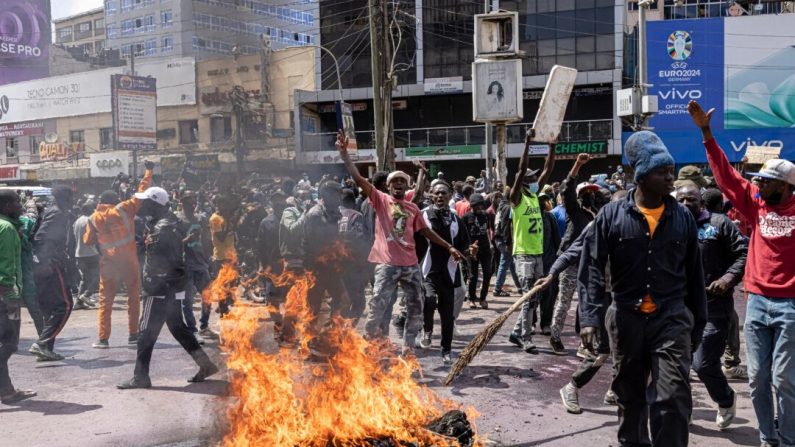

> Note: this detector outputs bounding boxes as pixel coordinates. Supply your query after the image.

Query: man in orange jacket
[84,161,154,348]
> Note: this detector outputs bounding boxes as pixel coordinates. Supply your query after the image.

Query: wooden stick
[443,285,544,386]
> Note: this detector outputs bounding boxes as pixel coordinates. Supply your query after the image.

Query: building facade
[53,7,107,56]
[103,0,319,61]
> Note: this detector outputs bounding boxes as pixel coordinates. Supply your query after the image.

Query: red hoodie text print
[759,211,795,238]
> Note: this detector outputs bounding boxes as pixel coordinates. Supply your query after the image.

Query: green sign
[554,140,608,159]
[405,145,481,159]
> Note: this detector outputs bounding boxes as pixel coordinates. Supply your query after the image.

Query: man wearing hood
[690,101,795,446]
[461,193,492,309]
[84,161,154,349]
[579,130,707,446]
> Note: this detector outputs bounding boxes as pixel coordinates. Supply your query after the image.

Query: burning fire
[203,256,240,307]
[210,263,480,446]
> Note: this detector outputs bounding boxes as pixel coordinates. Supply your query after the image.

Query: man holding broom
[578,130,707,446]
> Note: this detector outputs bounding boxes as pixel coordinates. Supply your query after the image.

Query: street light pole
[303,44,343,102]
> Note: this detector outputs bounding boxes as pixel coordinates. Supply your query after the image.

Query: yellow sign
[39,142,83,161]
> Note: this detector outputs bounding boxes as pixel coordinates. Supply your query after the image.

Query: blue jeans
[745,293,795,447]
[494,242,520,291]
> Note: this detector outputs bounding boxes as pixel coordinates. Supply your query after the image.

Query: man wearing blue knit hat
[579,130,707,446]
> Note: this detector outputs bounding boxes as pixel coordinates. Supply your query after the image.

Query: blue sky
[52,0,104,20]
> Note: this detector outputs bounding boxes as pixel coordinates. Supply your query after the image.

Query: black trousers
[76,255,100,298]
[723,306,741,368]
[35,266,73,351]
[693,299,734,409]
[134,292,201,379]
[0,300,21,396]
[467,248,492,303]
[606,303,694,447]
[572,296,612,389]
[422,278,455,352]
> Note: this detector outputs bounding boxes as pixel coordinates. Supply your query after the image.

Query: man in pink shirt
[689,101,795,447]
[335,131,464,355]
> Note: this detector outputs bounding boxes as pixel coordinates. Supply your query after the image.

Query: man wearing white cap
[335,131,465,355]
[118,187,218,389]
[690,101,795,447]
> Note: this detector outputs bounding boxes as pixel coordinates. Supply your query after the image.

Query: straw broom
[443,284,544,386]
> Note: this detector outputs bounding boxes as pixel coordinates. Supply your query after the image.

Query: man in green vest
[507,130,557,354]
[0,190,36,404]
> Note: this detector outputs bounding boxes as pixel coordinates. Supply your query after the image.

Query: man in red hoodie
[689,101,795,447]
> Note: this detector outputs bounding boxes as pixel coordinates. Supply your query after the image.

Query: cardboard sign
[745,146,781,165]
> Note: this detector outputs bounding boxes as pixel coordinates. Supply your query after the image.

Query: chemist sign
[111,74,157,151]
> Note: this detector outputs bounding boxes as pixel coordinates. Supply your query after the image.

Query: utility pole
[260,36,273,138]
[483,0,493,186]
[636,0,652,129]
[381,0,396,171]
[129,51,138,181]
[369,0,386,171]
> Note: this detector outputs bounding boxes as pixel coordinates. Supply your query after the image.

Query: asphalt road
[4,288,760,447]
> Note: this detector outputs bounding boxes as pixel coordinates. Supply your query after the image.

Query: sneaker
[29,342,62,361]
[420,332,432,349]
[540,327,551,336]
[508,331,523,347]
[92,339,109,349]
[453,325,461,336]
[716,392,736,430]
[73,299,90,310]
[493,289,511,297]
[442,351,452,366]
[117,376,152,389]
[128,334,138,345]
[523,339,539,354]
[479,300,489,310]
[603,389,618,406]
[549,337,566,355]
[0,389,36,404]
[722,364,748,380]
[469,300,478,309]
[576,344,591,359]
[199,328,219,340]
[560,383,582,414]
[193,332,205,345]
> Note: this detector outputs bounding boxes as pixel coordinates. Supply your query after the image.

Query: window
[179,120,199,144]
[121,44,131,57]
[78,22,92,34]
[161,9,173,27]
[100,128,114,150]
[121,19,134,36]
[210,117,232,142]
[161,35,173,52]
[29,135,44,154]
[135,15,155,33]
[121,0,133,12]
[58,27,72,39]
[144,39,157,56]
[96,40,106,52]
[107,24,117,38]
[133,42,145,56]
[69,130,85,143]
[5,138,18,158]
[95,18,105,33]
[106,0,117,15]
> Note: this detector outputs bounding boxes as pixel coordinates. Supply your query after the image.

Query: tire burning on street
[203,264,480,447]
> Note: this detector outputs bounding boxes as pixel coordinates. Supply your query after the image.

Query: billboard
[630,15,795,163]
[0,57,196,124]
[0,0,51,85]
[90,151,130,178]
[112,75,157,151]
[472,59,523,123]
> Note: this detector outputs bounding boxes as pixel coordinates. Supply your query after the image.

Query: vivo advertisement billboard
[0,0,51,85]
[624,15,795,163]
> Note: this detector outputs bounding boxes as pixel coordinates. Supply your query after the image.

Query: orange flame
[203,256,240,306]
[217,263,481,446]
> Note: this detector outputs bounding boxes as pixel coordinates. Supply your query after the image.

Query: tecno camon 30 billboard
[626,14,795,163]
[0,0,51,85]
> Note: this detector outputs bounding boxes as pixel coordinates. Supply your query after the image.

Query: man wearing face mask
[549,153,599,355]
[118,187,218,389]
[690,101,795,447]
[676,183,747,429]
[507,130,556,354]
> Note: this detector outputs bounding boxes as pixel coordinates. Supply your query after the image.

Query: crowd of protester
[1,99,793,447]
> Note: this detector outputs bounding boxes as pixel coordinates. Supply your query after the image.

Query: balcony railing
[301,119,613,153]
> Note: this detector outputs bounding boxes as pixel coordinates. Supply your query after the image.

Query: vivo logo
[658,88,702,100]
[730,139,784,153]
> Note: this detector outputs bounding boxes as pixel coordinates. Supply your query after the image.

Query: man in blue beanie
[578,130,707,446]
